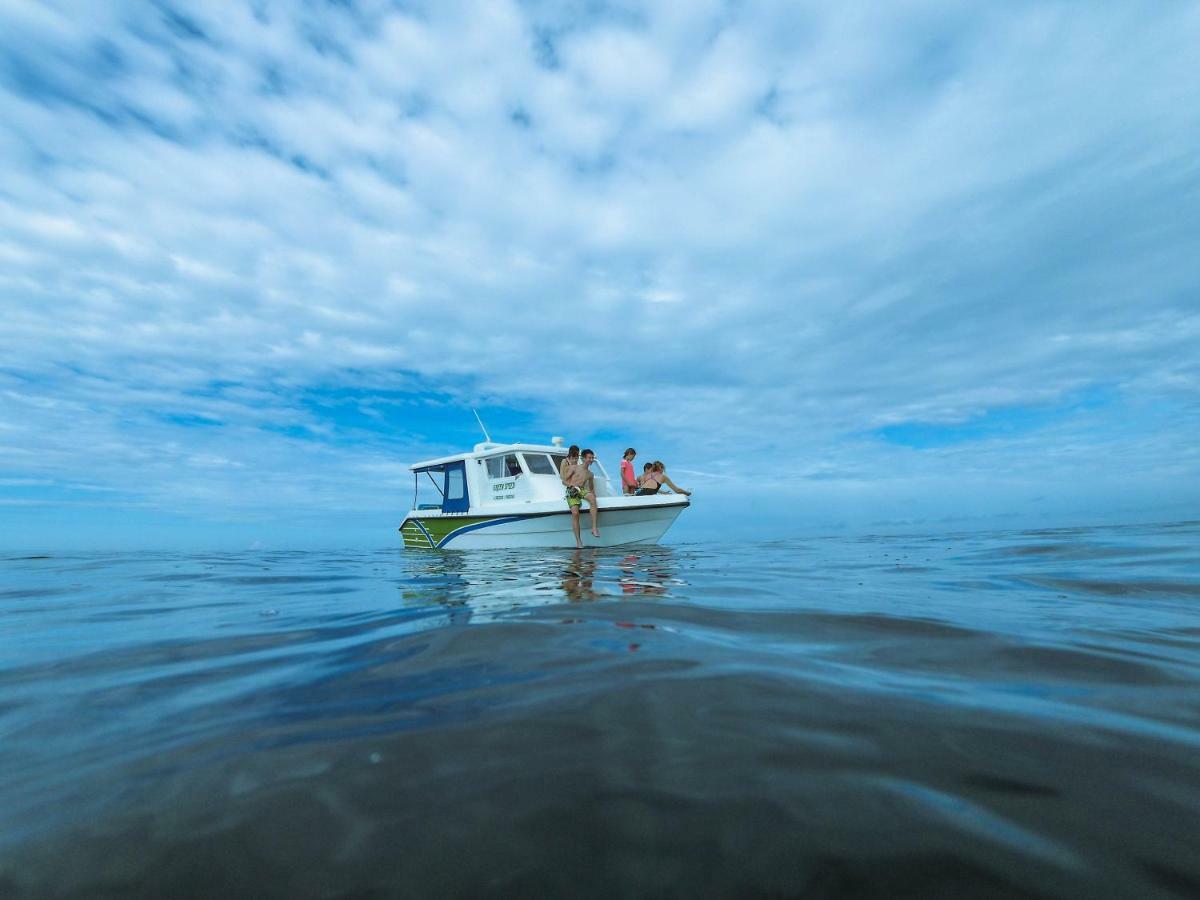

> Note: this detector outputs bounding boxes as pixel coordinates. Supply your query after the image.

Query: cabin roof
[409,442,566,472]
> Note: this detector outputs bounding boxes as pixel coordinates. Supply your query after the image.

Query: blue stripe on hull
[412,519,436,547]
[438,516,525,548]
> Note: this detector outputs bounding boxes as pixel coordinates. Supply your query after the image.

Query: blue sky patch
[874,387,1117,449]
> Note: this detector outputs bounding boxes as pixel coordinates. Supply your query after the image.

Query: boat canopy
[409,442,566,473]
[408,441,579,515]
[410,458,471,513]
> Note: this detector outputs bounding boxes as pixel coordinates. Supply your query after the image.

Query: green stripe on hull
[400,515,507,548]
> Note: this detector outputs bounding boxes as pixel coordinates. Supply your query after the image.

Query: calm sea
[2,521,1199,898]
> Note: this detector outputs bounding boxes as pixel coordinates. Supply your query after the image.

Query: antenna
[471,408,493,443]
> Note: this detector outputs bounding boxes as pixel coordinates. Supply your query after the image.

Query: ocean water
[2,521,1199,898]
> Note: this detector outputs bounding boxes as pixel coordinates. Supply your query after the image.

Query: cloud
[1,0,1198,542]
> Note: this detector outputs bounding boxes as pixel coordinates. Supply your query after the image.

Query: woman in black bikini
[635,463,662,496]
[637,461,691,496]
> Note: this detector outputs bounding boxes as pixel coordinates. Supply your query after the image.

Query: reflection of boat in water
[398,547,683,623]
[399,437,689,549]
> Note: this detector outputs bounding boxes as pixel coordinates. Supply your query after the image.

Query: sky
[1,0,1197,550]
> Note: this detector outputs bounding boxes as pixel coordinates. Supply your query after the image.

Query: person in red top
[619,448,638,495]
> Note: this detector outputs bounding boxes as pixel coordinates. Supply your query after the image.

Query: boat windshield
[521,453,560,476]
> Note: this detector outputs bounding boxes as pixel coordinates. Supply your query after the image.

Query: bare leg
[571,506,583,548]
[588,493,599,538]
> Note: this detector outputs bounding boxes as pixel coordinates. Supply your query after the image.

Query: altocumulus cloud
[1,0,1198,544]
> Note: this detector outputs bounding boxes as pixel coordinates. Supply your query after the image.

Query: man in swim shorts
[562,448,600,547]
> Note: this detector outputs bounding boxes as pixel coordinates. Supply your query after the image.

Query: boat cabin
[409,441,615,515]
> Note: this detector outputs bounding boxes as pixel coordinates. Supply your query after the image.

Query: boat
[398,437,689,549]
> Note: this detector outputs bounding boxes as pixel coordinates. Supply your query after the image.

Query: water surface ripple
[2,522,1199,897]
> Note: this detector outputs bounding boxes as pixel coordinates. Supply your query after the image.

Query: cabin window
[485,454,523,479]
[445,467,466,502]
[522,453,558,476]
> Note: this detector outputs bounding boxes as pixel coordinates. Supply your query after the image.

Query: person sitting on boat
[561,448,600,546]
[559,445,580,482]
[653,461,691,496]
[620,447,638,495]
[635,462,661,495]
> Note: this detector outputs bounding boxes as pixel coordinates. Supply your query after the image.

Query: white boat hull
[400,497,688,549]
